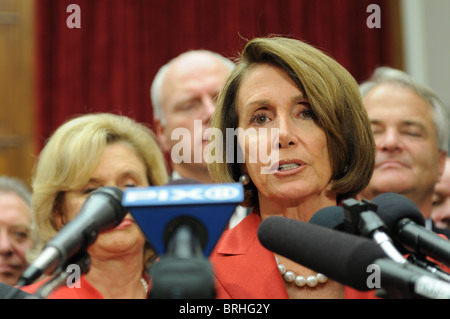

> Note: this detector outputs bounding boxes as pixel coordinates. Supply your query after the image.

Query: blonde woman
[208,37,375,299]
[22,113,168,298]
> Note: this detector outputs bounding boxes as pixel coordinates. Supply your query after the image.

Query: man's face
[157,54,231,171]
[0,192,32,285]
[360,84,446,216]
[432,158,450,228]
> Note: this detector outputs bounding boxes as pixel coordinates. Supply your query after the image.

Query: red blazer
[21,274,104,299]
[210,212,379,299]
[210,212,289,298]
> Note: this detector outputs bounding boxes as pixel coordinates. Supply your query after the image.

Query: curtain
[34,0,395,150]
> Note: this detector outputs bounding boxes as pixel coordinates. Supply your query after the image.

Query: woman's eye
[301,109,313,119]
[250,113,270,125]
[298,105,315,120]
[82,187,97,195]
[13,231,29,241]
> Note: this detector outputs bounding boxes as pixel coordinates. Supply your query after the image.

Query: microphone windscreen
[257,216,386,291]
[308,206,344,230]
[371,193,426,231]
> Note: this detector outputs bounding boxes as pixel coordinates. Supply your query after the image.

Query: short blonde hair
[209,36,375,206]
[31,113,168,258]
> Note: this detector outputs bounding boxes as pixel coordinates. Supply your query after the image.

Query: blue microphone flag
[122,183,244,256]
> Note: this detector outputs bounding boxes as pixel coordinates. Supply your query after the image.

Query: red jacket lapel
[210,213,288,299]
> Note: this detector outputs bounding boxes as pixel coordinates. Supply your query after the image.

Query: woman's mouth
[101,215,134,233]
[113,217,134,230]
[277,163,301,171]
[270,160,305,176]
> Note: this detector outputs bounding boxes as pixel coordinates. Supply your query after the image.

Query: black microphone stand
[407,254,450,283]
[343,198,408,264]
[149,217,216,299]
[34,251,90,299]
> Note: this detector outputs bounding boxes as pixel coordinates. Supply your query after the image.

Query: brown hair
[208,36,375,206]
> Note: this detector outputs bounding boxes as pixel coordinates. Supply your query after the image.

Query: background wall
[401,0,450,115]
[0,0,34,185]
[1,0,449,185]
[32,0,397,151]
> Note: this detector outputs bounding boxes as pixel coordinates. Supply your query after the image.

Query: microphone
[34,251,90,299]
[309,201,407,264]
[372,192,450,267]
[308,205,344,230]
[258,216,450,298]
[123,179,243,298]
[375,258,450,299]
[258,216,386,291]
[122,179,243,257]
[0,283,38,299]
[310,202,450,283]
[18,186,126,287]
[342,198,408,264]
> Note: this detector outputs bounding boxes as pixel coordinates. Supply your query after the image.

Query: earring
[239,173,250,186]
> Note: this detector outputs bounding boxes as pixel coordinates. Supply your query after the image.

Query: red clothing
[345,286,378,299]
[210,212,382,299]
[21,275,104,299]
[210,212,288,298]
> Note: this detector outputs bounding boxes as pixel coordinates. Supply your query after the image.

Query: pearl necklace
[275,256,328,288]
[140,278,149,296]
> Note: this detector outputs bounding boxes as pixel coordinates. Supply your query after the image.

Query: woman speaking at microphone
[22,113,168,298]
[208,36,375,299]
